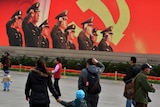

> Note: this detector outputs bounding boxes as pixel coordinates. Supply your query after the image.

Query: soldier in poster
[91,28,99,51]
[39,19,49,48]
[22,2,41,47]
[50,10,68,49]
[65,24,76,50]
[98,26,113,52]
[6,10,23,46]
[78,17,94,50]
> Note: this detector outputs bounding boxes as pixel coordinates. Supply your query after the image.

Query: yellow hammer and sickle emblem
[76,0,130,45]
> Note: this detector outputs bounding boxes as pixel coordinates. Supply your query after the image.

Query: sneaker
[3,89,6,91]
[7,89,10,91]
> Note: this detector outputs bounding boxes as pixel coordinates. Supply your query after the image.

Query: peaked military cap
[11,10,22,19]
[92,28,98,36]
[100,26,113,35]
[27,2,40,14]
[65,24,76,32]
[55,10,68,19]
[39,19,49,29]
[81,17,94,25]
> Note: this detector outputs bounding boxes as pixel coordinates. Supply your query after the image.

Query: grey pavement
[0,71,159,107]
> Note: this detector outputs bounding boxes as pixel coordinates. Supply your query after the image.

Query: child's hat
[76,89,85,99]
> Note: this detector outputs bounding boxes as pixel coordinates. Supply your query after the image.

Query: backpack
[123,73,140,99]
[85,68,101,94]
[75,99,87,107]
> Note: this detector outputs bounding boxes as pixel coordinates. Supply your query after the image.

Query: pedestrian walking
[58,89,87,107]
[52,57,62,97]
[134,63,155,107]
[2,52,11,74]
[25,58,59,107]
[78,58,105,107]
[1,73,12,91]
[123,57,140,107]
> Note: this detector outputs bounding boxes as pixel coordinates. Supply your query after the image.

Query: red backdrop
[1,0,160,54]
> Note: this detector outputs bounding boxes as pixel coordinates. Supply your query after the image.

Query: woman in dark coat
[2,52,11,74]
[25,58,59,107]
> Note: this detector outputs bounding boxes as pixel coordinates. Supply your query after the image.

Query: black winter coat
[123,64,140,84]
[25,68,59,105]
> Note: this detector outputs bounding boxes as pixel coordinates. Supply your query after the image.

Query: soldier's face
[107,33,113,42]
[86,25,93,35]
[14,18,22,28]
[33,12,40,23]
[17,19,22,27]
[61,16,68,29]
[91,35,97,42]
[42,27,49,36]
[68,30,75,40]
[145,68,151,74]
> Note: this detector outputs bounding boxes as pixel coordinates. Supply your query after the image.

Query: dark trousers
[3,66,9,74]
[135,102,147,107]
[85,94,99,107]
[30,104,49,107]
[54,78,61,96]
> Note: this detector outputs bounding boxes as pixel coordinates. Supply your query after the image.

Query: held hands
[56,98,61,103]
[26,97,30,101]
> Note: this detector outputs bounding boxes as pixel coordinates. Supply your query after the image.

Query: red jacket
[53,63,62,78]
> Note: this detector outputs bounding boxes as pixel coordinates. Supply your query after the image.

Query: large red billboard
[0,0,160,54]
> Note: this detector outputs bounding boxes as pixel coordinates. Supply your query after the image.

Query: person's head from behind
[86,58,94,67]
[76,89,85,100]
[130,56,136,65]
[36,58,47,73]
[55,57,61,64]
[141,63,152,74]
[4,52,9,56]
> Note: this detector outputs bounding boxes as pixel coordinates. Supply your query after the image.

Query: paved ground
[0,71,159,107]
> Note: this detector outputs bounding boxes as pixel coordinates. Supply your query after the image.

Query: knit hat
[76,90,85,100]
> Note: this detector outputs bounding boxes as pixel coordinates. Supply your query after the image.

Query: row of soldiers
[6,2,114,52]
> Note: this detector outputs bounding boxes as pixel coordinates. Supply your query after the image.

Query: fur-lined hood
[30,68,49,77]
